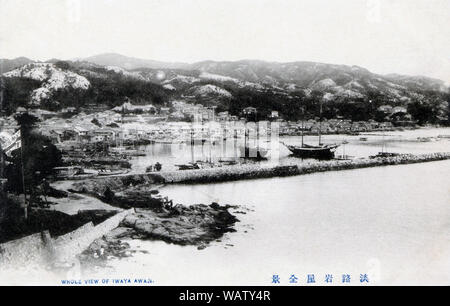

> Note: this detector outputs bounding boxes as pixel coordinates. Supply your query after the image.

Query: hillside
[3,63,90,106]
[1,61,172,114]
[1,54,449,124]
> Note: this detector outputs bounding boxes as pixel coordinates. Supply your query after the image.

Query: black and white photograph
[0,0,449,290]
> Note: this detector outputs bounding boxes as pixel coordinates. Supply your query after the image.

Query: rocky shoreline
[79,202,239,267]
[64,151,450,267]
[120,203,239,245]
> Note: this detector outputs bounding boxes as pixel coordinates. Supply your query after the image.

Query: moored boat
[239,146,269,160]
[97,169,129,176]
[53,167,98,180]
[281,102,339,160]
[369,152,401,159]
[281,142,339,160]
[176,162,200,171]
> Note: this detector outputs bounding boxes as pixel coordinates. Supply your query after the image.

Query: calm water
[93,128,450,285]
[130,127,450,172]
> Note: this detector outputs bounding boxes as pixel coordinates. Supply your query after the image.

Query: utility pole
[20,130,27,220]
[0,144,4,180]
[318,101,323,146]
[0,121,4,179]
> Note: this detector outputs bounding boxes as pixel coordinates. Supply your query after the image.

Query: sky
[0,0,449,82]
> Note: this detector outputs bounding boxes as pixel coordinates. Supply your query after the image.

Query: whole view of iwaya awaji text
[1,0,450,287]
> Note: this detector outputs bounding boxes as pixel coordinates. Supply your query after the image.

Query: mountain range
[1,53,449,123]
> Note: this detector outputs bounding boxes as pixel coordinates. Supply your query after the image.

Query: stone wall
[0,208,134,268]
[54,208,134,262]
[0,231,53,269]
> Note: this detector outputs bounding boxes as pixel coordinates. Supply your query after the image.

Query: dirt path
[49,180,122,215]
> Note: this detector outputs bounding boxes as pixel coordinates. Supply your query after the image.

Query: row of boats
[52,166,130,180]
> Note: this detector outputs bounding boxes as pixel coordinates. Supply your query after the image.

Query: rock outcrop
[120,203,239,245]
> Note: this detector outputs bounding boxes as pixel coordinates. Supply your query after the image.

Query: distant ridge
[1,53,448,124]
[78,53,447,88]
[80,53,190,70]
[0,57,34,74]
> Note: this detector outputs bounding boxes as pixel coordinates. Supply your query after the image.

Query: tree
[2,77,41,114]
[15,112,39,140]
[5,113,62,194]
[407,101,434,125]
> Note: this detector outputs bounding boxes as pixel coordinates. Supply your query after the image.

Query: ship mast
[318,101,323,146]
[190,128,194,163]
[256,110,259,153]
[301,107,305,147]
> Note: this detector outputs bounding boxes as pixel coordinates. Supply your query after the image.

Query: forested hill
[1,61,171,115]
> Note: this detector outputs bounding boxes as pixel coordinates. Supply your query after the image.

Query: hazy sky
[1,0,449,82]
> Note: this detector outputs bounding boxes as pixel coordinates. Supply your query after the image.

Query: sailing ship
[282,104,339,160]
[282,142,339,159]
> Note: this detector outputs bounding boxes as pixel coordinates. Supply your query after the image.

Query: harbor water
[130,127,450,172]
[93,128,450,285]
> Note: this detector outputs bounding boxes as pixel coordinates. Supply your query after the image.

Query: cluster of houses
[170,101,219,121]
[278,119,395,135]
[2,100,409,151]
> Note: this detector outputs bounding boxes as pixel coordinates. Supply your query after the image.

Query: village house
[160,107,171,116]
[217,111,230,122]
[40,129,63,144]
[89,129,117,142]
[269,111,279,119]
[243,107,257,116]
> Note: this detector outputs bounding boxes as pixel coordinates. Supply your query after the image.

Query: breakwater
[156,152,450,184]
[69,152,450,192]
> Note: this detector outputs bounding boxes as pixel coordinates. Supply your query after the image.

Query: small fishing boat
[97,169,128,176]
[417,137,436,142]
[176,162,200,170]
[53,167,98,180]
[370,128,400,159]
[369,152,400,159]
[110,147,146,156]
[437,134,450,139]
[218,158,238,166]
[239,126,269,160]
[239,146,269,160]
